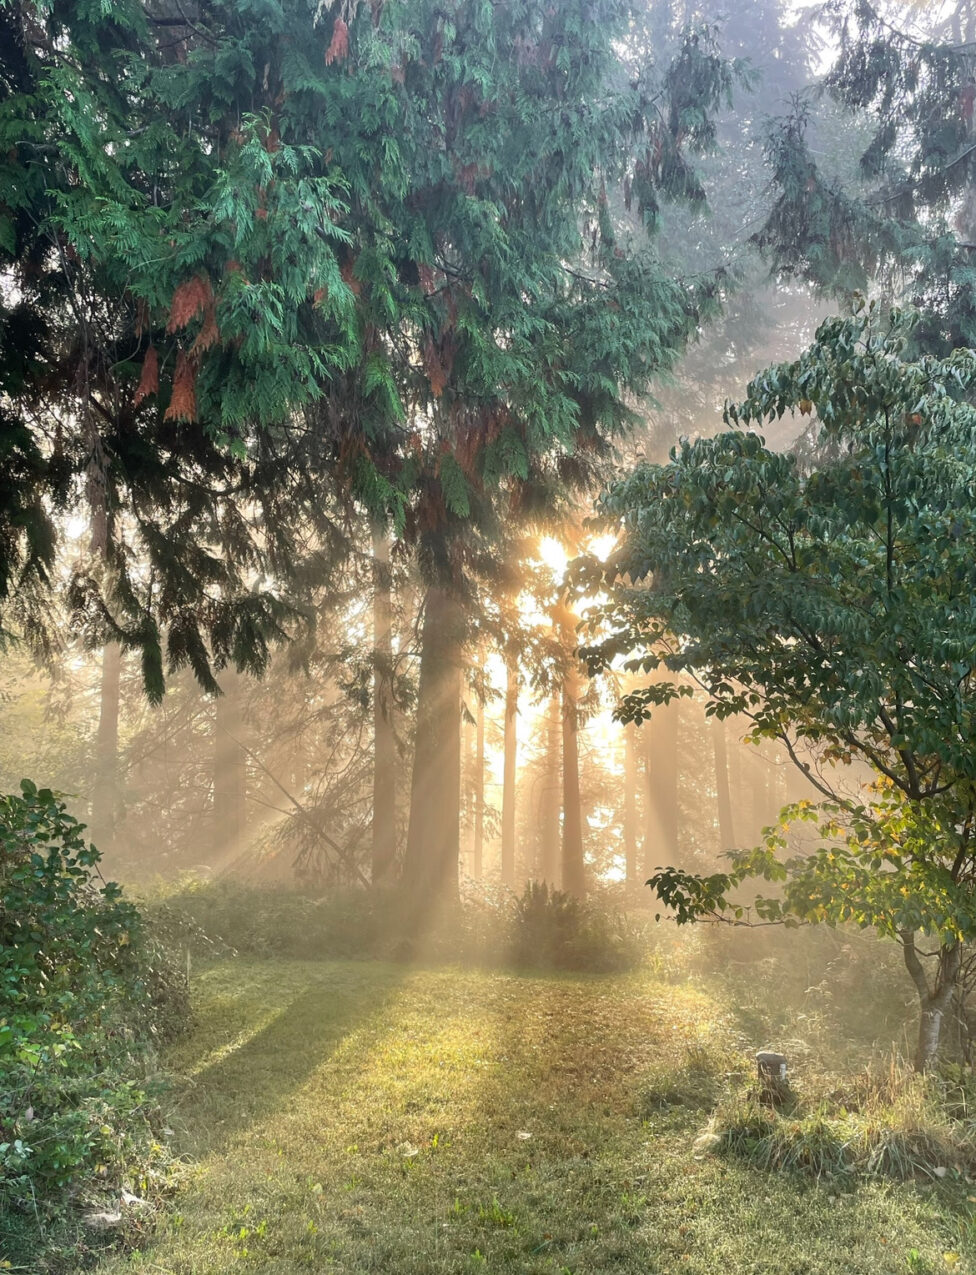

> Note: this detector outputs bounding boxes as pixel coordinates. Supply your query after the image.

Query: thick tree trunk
[402,586,463,910]
[501,648,518,888]
[371,531,397,886]
[558,604,586,897]
[712,715,735,851]
[536,695,561,885]
[623,721,639,888]
[90,641,122,851]
[902,931,963,1072]
[641,699,679,874]
[214,666,247,860]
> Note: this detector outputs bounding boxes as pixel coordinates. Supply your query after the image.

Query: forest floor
[89,958,974,1275]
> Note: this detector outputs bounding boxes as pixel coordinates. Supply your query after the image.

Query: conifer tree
[756,0,976,350]
[1,1,737,687]
[2,0,746,908]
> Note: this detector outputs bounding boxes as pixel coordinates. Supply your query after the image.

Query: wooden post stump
[755,1049,790,1106]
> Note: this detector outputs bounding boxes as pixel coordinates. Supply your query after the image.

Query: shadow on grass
[169,961,408,1156]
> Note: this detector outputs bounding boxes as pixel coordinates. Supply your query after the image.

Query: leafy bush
[692,924,912,1066]
[0,781,185,1221]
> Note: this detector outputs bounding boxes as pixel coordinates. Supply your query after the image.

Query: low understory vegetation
[641,928,976,1189]
[0,784,189,1267]
[141,876,651,974]
[644,1035,976,1183]
[712,1063,976,1180]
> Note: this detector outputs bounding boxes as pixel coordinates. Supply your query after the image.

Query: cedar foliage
[0,0,745,694]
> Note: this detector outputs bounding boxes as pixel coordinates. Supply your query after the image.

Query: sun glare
[587,532,618,562]
[537,535,568,578]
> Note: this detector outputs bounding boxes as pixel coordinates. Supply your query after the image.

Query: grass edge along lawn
[81,959,975,1274]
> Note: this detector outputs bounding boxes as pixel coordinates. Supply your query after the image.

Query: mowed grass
[96,959,975,1275]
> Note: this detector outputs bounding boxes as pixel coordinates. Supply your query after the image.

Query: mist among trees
[4,1,976,1271]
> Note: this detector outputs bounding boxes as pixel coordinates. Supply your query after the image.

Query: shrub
[692,924,912,1065]
[143,878,397,961]
[507,882,647,973]
[143,877,650,974]
[0,781,185,1221]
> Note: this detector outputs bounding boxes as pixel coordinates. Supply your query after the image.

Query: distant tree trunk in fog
[289,734,306,801]
[951,0,976,247]
[749,746,771,843]
[729,730,750,843]
[213,667,247,859]
[501,647,518,888]
[473,694,485,879]
[557,603,586,897]
[623,722,639,888]
[90,642,121,851]
[371,531,397,886]
[951,0,976,44]
[769,752,789,818]
[712,716,735,851]
[402,586,462,908]
[641,699,679,874]
[536,695,561,885]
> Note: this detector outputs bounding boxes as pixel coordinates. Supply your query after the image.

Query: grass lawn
[91,958,974,1275]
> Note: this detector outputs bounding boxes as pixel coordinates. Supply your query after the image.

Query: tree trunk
[90,641,122,851]
[748,745,771,843]
[641,699,679,874]
[214,666,247,860]
[536,695,561,885]
[402,586,463,911]
[712,715,735,851]
[371,530,397,886]
[558,604,586,897]
[623,721,639,888]
[501,648,518,888]
[902,931,963,1072]
[473,693,485,880]
[289,735,306,802]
